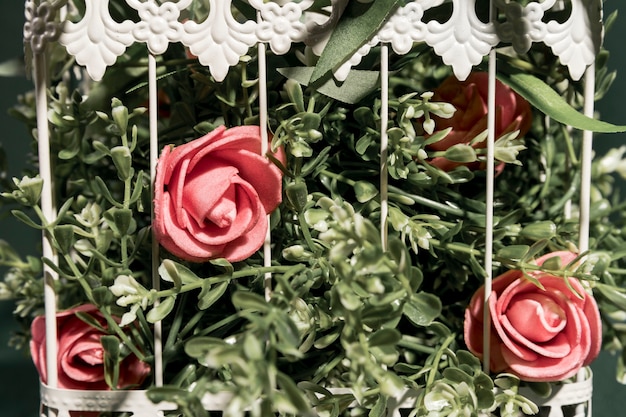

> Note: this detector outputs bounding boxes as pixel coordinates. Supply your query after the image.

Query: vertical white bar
[34,51,59,390]
[148,53,163,387]
[578,64,595,255]
[482,1,497,374]
[380,45,389,251]
[257,18,272,300]
[576,64,594,417]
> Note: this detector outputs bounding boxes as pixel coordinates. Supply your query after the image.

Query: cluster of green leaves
[3,0,626,416]
[1,81,157,381]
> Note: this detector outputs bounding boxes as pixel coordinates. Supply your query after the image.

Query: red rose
[427,72,532,171]
[464,251,602,382]
[154,125,284,262]
[30,304,150,390]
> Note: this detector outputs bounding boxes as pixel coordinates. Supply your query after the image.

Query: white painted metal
[52,0,601,82]
[24,0,602,415]
[482,4,498,377]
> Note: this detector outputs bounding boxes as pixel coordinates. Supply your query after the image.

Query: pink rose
[464,251,602,382]
[30,304,150,390]
[154,125,284,262]
[427,72,532,171]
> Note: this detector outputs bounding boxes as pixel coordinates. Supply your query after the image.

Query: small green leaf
[92,286,113,307]
[101,335,121,389]
[443,144,478,162]
[111,146,133,181]
[403,292,442,327]
[184,336,225,359]
[209,257,234,276]
[540,255,562,271]
[596,283,626,311]
[526,381,552,398]
[231,291,270,312]
[314,329,340,349]
[160,260,202,286]
[111,98,129,133]
[378,372,405,397]
[146,387,209,417]
[147,296,176,323]
[93,176,122,208]
[104,207,133,236]
[520,221,557,240]
[197,280,228,310]
[285,180,309,212]
[276,371,310,413]
[284,78,305,113]
[335,282,362,311]
[442,368,473,385]
[0,56,25,77]
[456,350,482,369]
[369,395,387,417]
[354,180,379,203]
[53,225,75,253]
[243,333,264,361]
[497,245,530,262]
[370,344,399,366]
[368,328,401,347]
[159,259,183,290]
[11,210,44,229]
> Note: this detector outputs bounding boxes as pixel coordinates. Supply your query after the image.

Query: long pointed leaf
[309,0,401,84]
[498,71,626,133]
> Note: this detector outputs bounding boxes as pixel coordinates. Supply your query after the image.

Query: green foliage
[3,1,626,416]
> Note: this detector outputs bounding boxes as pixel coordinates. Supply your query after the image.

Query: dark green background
[1,2,625,416]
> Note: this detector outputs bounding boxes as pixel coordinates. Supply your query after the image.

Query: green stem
[119,131,131,269]
[398,338,437,355]
[298,211,321,256]
[33,205,148,362]
[429,239,482,256]
[320,169,356,187]
[0,259,30,269]
[320,169,467,217]
[177,309,207,340]
[194,312,242,338]
[135,307,155,351]
[155,265,305,298]
[607,267,626,275]
[164,293,188,352]
[426,333,455,388]
[388,185,466,217]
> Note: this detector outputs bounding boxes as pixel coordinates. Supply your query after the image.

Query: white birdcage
[22,0,601,416]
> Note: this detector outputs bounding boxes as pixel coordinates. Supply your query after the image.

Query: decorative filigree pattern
[181,0,257,82]
[59,0,135,81]
[23,0,62,53]
[542,0,603,80]
[129,0,190,55]
[26,0,600,82]
[251,0,310,55]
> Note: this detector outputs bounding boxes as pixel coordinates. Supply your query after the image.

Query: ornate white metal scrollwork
[23,0,63,53]
[31,0,600,82]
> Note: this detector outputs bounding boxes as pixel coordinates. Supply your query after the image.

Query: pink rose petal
[29,305,150,390]
[181,159,239,227]
[505,293,566,342]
